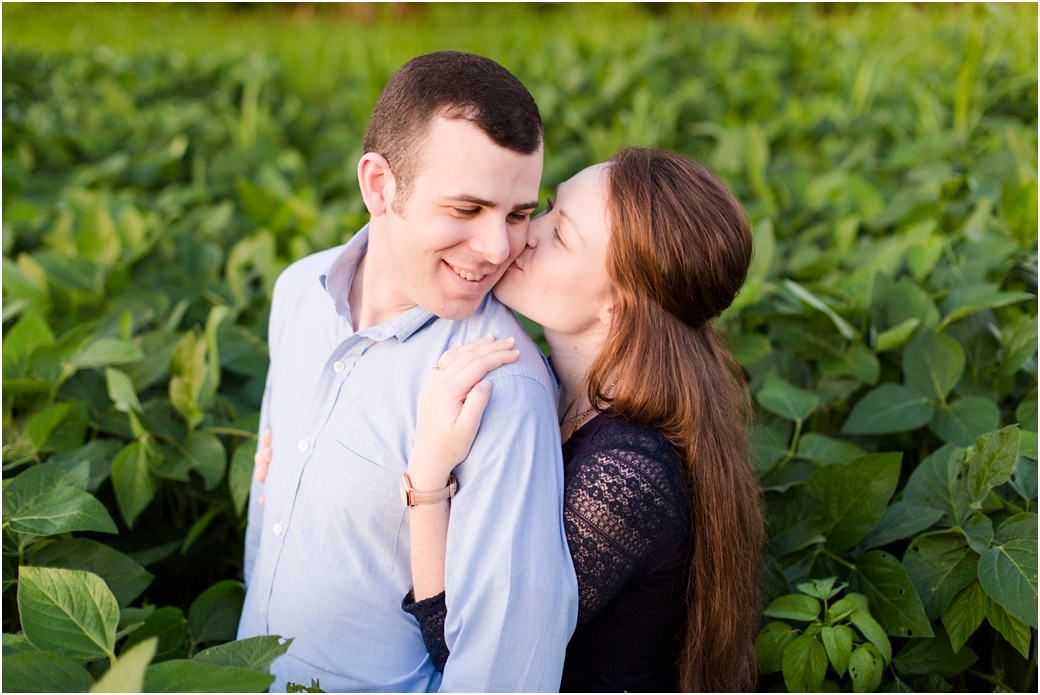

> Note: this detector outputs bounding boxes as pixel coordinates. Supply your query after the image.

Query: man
[238,52,578,692]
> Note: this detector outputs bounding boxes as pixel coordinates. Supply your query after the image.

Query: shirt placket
[253,332,371,630]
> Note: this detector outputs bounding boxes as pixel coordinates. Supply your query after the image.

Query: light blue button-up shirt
[238,226,578,692]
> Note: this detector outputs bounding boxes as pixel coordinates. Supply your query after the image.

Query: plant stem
[967,668,1011,692]
[823,549,857,572]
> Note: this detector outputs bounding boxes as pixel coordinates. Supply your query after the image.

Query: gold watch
[400,472,457,507]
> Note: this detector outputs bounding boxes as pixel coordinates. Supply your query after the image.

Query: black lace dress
[402,414,691,692]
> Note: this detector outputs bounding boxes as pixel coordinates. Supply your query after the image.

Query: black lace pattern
[402,415,690,672]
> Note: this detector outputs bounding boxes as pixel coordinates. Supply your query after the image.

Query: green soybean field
[2,3,1037,692]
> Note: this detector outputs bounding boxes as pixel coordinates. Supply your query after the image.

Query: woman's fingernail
[512,350,521,355]
[484,334,494,341]
[505,336,515,344]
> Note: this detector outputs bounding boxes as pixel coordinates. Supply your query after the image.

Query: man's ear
[357,152,396,218]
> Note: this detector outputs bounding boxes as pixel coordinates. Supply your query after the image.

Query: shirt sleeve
[439,374,578,692]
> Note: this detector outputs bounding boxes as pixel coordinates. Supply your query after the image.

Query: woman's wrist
[405,460,453,491]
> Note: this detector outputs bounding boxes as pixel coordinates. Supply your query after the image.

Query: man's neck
[347,241,418,332]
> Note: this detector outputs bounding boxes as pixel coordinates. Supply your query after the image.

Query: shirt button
[258,602,266,616]
[333,360,345,373]
[273,523,284,536]
[298,439,309,451]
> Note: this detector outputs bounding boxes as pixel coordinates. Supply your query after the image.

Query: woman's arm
[406,335,520,600]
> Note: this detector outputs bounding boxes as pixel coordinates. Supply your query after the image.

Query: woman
[258,148,764,691]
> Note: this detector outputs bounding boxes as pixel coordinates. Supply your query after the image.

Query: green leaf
[782,634,828,693]
[3,461,89,517]
[796,433,865,464]
[977,512,1038,628]
[941,582,985,654]
[928,398,1001,448]
[893,625,977,678]
[229,443,255,516]
[784,280,858,341]
[882,678,916,692]
[33,252,106,295]
[848,643,884,693]
[27,402,89,452]
[849,609,892,663]
[68,338,144,370]
[959,512,993,555]
[850,551,933,638]
[902,532,979,620]
[756,372,820,422]
[902,331,964,402]
[820,625,853,677]
[902,445,971,527]
[193,636,292,672]
[729,333,772,367]
[996,316,1038,377]
[168,331,207,428]
[122,607,189,662]
[49,439,123,492]
[967,426,1020,502]
[756,621,796,674]
[2,309,55,378]
[828,592,870,621]
[940,285,1034,327]
[143,660,275,693]
[188,580,246,645]
[199,305,231,408]
[983,593,1031,658]
[858,501,944,552]
[1009,454,1037,501]
[875,318,920,353]
[763,594,821,622]
[110,442,161,528]
[807,453,901,552]
[797,576,845,600]
[842,384,934,435]
[18,566,119,659]
[1,651,95,693]
[28,539,153,609]
[91,637,156,693]
[819,343,880,385]
[181,432,227,490]
[105,367,143,414]
[6,486,117,536]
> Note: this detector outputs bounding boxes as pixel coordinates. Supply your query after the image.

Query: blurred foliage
[2,2,1037,692]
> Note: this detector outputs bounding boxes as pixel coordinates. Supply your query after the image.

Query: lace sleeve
[565,436,689,630]
[402,590,450,672]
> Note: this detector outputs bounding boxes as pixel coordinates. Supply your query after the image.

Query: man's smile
[445,260,493,284]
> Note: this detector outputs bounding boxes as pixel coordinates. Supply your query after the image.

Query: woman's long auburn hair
[587,148,765,692]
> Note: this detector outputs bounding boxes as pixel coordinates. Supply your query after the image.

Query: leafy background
[2,3,1037,692]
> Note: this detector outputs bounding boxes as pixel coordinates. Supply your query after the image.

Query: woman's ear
[357,152,396,218]
[598,301,614,329]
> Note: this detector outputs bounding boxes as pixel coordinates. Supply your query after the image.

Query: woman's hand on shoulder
[409,335,520,488]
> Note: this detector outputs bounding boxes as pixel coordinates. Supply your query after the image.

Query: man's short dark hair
[363,51,543,212]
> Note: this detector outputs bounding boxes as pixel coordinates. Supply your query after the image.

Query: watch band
[401,472,457,507]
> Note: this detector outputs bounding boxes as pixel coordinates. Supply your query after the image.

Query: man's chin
[428,296,486,320]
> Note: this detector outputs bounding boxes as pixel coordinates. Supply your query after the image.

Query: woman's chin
[492,269,521,308]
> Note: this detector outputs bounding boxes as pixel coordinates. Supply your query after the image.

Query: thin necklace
[560,377,617,440]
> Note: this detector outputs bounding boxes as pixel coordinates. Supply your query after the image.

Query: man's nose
[469,216,514,266]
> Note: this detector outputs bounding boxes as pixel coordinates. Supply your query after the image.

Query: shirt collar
[318,224,437,344]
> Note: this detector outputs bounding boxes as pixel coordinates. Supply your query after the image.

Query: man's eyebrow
[442,195,539,211]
